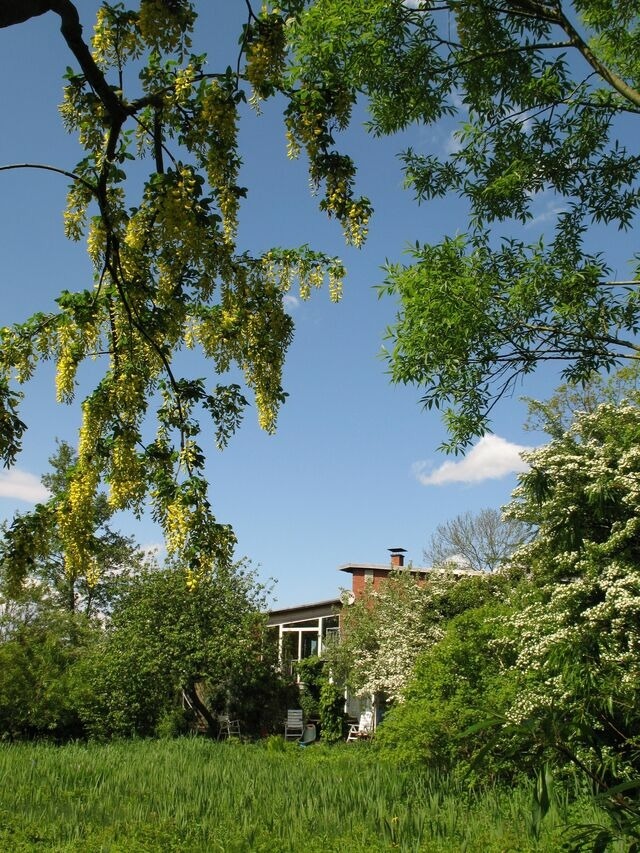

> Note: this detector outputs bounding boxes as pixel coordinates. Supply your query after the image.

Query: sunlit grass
[0,738,622,851]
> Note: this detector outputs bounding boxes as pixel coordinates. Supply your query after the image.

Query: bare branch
[0,163,96,194]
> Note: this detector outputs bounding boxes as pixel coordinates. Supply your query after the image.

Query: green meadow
[0,738,622,852]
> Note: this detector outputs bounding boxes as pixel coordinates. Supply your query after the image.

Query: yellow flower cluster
[64,182,94,243]
[179,439,200,472]
[56,323,80,403]
[255,388,277,433]
[91,7,114,66]
[267,257,293,293]
[323,173,371,248]
[165,498,192,554]
[59,85,81,133]
[328,266,345,302]
[301,263,326,300]
[87,218,107,266]
[109,432,144,509]
[140,167,207,271]
[184,315,197,349]
[159,181,195,242]
[92,6,140,69]
[245,15,286,99]
[138,0,193,54]
[86,555,101,589]
[285,129,301,160]
[56,463,100,585]
[202,83,239,240]
[342,200,370,249]
[78,408,100,461]
[111,369,148,420]
[261,251,343,304]
[286,109,327,162]
[60,84,106,154]
[173,64,195,106]
[123,210,147,254]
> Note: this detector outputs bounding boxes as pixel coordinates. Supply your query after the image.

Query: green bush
[376,603,525,780]
[294,655,324,720]
[155,708,194,739]
[0,609,98,741]
[318,681,345,742]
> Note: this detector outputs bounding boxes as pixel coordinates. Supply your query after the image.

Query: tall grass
[0,739,623,851]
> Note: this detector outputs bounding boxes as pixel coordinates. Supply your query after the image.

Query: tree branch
[153,108,164,175]
[0,162,96,193]
[555,5,640,109]
[440,39,574,75]
[0,0,51,28]
[50,0,127,122]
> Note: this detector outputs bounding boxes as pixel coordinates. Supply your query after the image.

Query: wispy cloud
[413,434,532,486]
[445,129,463,155]
[284,294,300,310]
[526,200,567,229]
[0,469,49,503]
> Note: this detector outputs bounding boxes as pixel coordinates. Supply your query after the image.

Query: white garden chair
[284,709,304,740]
[347,709,374,741]
[217,715,241,739]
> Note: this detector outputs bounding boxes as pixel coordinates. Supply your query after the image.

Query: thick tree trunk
[183,684,217,737]
[0,1,52,28]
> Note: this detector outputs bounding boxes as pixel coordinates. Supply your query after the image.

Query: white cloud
[413,434,532,486]
[283,294,300,310]
[0,469,50,503]
[445,129,463,155]
[526,201,567,229]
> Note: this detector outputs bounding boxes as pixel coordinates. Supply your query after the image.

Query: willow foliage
[286,0,640,449]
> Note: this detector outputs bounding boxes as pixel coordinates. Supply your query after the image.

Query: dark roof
[267,598,341,626]
[338,563,484,577]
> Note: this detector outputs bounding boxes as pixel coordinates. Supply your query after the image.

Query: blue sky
[0,3,625,608]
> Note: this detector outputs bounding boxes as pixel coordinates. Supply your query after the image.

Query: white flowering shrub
[328,570,495,704]
[501,403,640,783]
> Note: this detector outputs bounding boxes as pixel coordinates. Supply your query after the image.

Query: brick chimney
[389,548,407,568]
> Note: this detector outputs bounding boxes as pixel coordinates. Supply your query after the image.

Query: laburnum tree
[0,1,373,587]
[285,0,640,449]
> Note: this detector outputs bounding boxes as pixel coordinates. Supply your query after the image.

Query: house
[267,548,483,727]
[267,548,482,673]
[266,598,341,676]
[267,549,410,672]
[268,547,482,670]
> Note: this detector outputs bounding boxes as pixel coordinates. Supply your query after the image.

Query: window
[301,633,318,658]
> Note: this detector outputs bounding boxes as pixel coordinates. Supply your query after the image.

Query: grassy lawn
[0,738,620,851]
